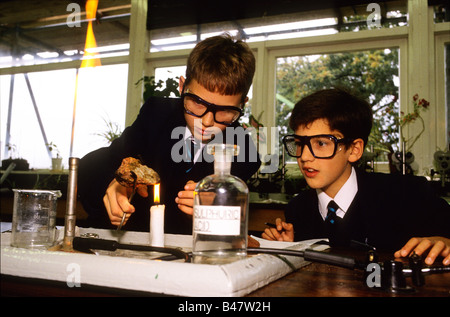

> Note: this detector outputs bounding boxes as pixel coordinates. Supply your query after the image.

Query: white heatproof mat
[1,224,328,297]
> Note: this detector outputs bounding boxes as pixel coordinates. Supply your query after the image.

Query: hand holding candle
[150,184,165,247]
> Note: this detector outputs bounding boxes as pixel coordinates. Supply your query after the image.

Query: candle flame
[80,0,101,68]
[154,183,160,204]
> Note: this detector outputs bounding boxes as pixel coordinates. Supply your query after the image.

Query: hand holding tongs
[117,172,137,231]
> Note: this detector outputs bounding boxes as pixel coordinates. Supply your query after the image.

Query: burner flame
[80,0,101,68]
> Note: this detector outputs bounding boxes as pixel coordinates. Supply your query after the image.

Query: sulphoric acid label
[193,205,241,235]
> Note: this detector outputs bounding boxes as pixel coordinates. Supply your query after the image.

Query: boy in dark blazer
[78,34,260,234]
[262,88,450,265]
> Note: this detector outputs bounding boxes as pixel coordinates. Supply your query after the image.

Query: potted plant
[95,117,123,144]
[390,94,430,174]
[136,76,180,101]
[47,142,63,171]
[1,143,29,171]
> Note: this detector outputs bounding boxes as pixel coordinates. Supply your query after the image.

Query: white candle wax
[150,204,165,247]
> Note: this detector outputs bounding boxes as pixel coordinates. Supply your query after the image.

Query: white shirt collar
[184,126,193,141]
[184,127,205,163]
[316,167,358,220]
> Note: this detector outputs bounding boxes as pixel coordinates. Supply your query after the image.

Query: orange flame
[154,184,161,204]
[80,0,101,68]
[70,0,101,156]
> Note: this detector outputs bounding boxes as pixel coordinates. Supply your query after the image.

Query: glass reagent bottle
[192,144,249,264]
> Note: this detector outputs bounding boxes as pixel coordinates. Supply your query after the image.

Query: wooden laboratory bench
[247,249,450,297]
[2,247,449,299]
[248,202,285,233]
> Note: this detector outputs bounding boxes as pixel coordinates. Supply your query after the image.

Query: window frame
[257,29,408,170]
[1,2,449,174]
[435,32,450,149]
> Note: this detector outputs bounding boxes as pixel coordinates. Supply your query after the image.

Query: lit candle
[150,183,165,247]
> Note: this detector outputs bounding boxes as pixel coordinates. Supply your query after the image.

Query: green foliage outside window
[276,48,400,160]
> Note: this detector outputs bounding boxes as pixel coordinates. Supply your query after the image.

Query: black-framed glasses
[283,134,352,159]
[182,92,243,126]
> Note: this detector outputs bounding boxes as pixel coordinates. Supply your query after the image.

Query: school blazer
[78,97,261,234]
[285,168,450,251]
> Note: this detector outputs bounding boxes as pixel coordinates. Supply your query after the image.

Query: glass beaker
[11,189,62,249]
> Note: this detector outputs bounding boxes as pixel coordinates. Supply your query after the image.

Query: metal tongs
[117,171,137,231]
[73,237,190,262]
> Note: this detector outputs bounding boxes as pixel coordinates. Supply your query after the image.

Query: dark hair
[185,34,255,97]
[289,88,373,147]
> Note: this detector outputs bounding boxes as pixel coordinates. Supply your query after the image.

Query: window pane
[1,64,128,169]
[0,1,131,68]
[154,65,186,96]
[148,1,407,52]
[434,5,450,23]
[276,49,400,163]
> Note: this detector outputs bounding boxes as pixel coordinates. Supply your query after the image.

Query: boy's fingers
[283,222,293,231]
[176,189,195,209]
[270,228,283,241]
[177,203,193,215]
[394,237,450,265]
[178,190,194,200]
[275,218,283,231]
[444,254,450,266]
[396,237,421,257]
[409,238,433,257]
[261,230,275,241]
[281,231,295,242]
[117,192,135,214]
[184,180,197,190]
[262,228,281,241]
[424,241,445,265]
